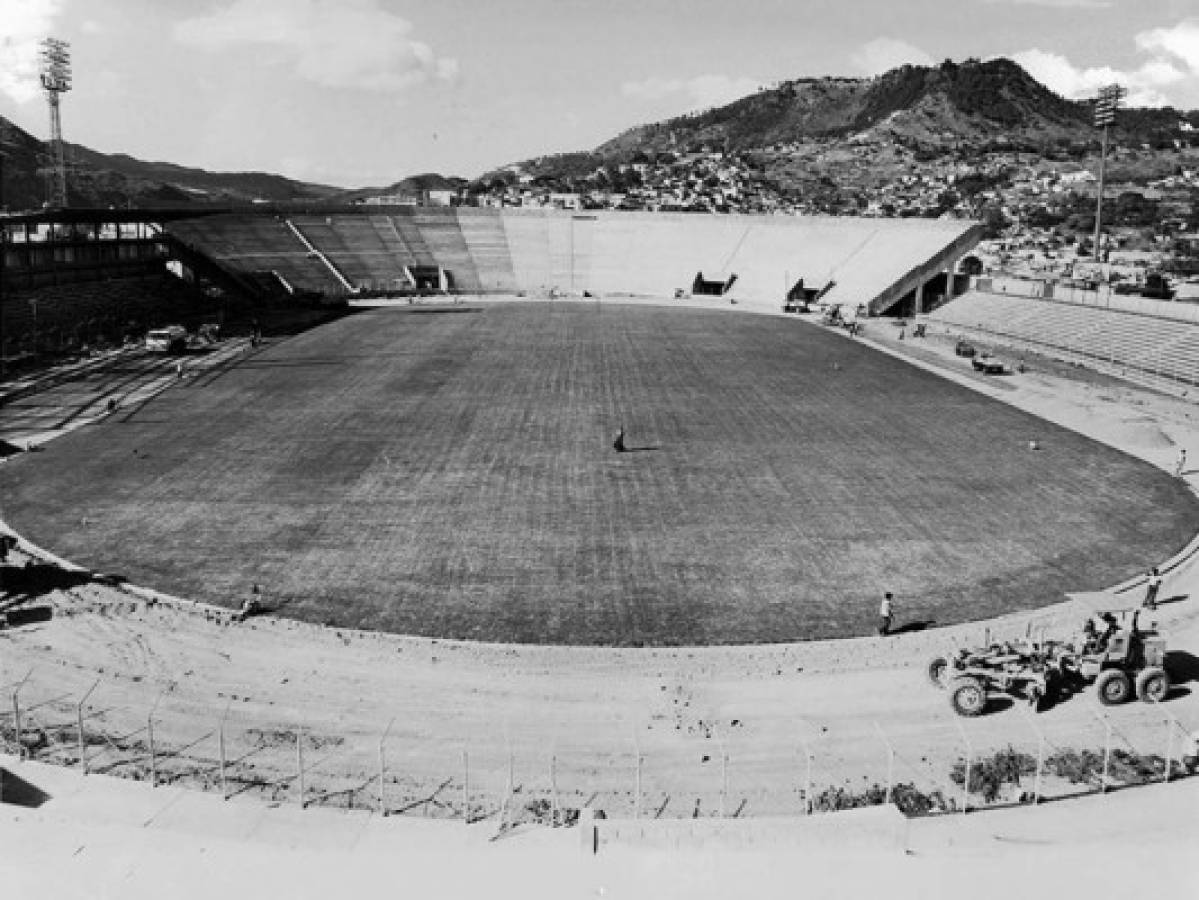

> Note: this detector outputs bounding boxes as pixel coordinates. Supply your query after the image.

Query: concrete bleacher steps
[927,290,1199,388]
[166,210,979,309]
[455,210,518,293]
[169,215,345,297]
[291,216,409,291]
[409,209,483,292]
[389,214,437,269]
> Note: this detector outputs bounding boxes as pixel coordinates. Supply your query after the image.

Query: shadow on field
[1,563,93,599]
[1165,650,1199,686]
[982,695,1014,715]
[892,619,935,634]
[1155,593,1188,607]
[0,768,51,808]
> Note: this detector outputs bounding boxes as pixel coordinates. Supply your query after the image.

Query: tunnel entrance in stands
[887,272,971,317]
[410,265,450,292]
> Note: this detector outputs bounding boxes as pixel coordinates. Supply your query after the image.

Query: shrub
[950,746,1037,802]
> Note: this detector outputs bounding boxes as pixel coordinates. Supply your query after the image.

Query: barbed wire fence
[2,668,1194,830]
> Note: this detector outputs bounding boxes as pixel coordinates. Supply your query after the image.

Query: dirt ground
[2,300,1198,823]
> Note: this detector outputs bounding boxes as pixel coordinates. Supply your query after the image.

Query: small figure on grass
[878,592,894,636]
[1175,447,1188,478]
[613,425,627,454]
[234,584,264,623]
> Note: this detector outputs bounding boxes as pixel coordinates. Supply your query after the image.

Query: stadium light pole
[1091,84,1125,274]
[39,38,72,209]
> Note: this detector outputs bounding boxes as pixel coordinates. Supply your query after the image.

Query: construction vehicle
[928,608,1170,716]
[927,640,1069,716]
[1065,610,1170,706]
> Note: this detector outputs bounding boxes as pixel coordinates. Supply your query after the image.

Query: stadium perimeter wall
[168,210,979,312]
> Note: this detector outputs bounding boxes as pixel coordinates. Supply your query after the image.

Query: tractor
[927,640,1070,717]
[1065,611,1170,706]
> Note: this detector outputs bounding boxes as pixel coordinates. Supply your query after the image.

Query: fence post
[955,721,972,814]
[296,728,305,807]
[9,668,34,761]
[500,746,514,831]
[633,742,642,821]
[77,677,101,774]
[1093,710,1112,794]
[147,714,157,788]
[1149,697,1184,783]
[12,692,22,761]
[146,687,167,789]
[1016,705,1045,804]
[379,718,393,817]
[461,748,470,825]
[1163,715,1174,784]
[550,747,559,827]
[721,748,729,819]
[874,722,894,806]
[801,741,814,815]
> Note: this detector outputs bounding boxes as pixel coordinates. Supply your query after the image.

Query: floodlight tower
[1091,83,1125,267]
[40,37,72,208]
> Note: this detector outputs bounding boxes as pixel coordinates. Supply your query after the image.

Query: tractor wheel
[1135,667,1170,703]
[1095,669,1132,706]
[949,676,987,717]
[927,656,949,689]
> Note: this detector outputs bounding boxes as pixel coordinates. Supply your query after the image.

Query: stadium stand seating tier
[164,209,981,310]
[928,290,1199,387]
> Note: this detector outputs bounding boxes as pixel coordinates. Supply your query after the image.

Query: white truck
[145,325,188,354]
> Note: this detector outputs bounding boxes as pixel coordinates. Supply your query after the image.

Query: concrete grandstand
[164,208,982,315]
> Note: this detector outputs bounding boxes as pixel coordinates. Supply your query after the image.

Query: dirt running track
[2,306,1199,822]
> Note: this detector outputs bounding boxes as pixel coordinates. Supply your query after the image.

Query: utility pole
[1092,84,1125,270]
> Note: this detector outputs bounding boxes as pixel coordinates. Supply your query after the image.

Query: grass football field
[3,302,1196,644]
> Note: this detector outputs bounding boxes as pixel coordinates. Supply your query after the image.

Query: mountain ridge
[2,57,1197,211]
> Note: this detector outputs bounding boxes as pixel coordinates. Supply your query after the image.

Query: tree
[979,203,1009,239]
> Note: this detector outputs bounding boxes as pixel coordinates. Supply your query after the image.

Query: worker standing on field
[878,592,894,636]
[1143,567,1162,611]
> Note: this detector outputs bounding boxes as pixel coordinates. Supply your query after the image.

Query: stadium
[2,208,1198,646]
[3,125,1199,900]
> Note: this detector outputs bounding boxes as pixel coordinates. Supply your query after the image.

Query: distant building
[424,189,455,207]
[361,194,419,206]
[549,192,581,210]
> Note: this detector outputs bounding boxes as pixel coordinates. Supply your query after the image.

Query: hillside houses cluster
[458,152,791,214]
[348,142,1199,291]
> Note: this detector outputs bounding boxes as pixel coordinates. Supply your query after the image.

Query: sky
[3,0,1199,188]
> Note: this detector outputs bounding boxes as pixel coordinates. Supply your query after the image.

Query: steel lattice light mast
[40,37,72,209]
[1091,83,1125,267]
